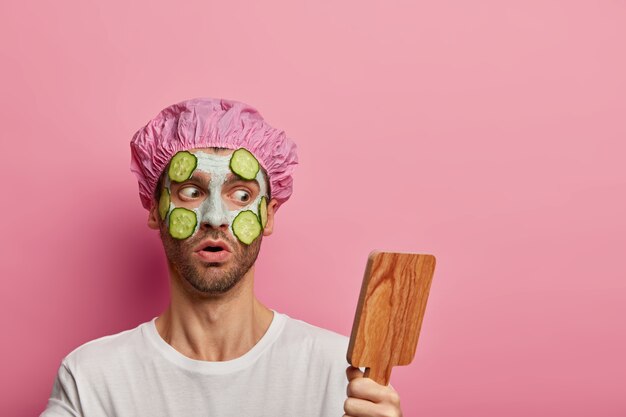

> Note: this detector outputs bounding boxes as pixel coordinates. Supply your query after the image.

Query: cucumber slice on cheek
[232,210,262,245]
[158,188,170,221]
[168,151,197,182]
[168,207,197,239]
[229,148,260,180]
[258,196,268,229]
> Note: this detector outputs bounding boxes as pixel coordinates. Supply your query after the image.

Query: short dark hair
[152,148,272,206]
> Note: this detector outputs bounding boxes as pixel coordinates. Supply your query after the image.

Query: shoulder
[274,312,350,397]
[277,312,350,358]
[61,320,150,374]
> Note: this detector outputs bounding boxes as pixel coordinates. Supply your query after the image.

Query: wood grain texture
[347,251,436,386]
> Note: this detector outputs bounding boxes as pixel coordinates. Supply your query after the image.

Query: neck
[155,261,274,362]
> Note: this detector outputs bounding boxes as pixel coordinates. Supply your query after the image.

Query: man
[42,97,403,416]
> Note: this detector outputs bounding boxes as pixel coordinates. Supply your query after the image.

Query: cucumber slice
[232,210,262,245]
[168,207,197,239]
[229,148,260,180]
[258,196,268,229]
[168,151,197,182]
[158,187,170,221]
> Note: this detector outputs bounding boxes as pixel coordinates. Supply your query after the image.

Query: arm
[40,362,82,417]
[343,366,403,417]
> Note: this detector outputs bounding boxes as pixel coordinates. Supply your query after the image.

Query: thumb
[346,365,364,382]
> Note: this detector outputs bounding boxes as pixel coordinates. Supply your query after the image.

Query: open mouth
[202,246,224,252]
[195,239,230,254]
[194,240,231,262]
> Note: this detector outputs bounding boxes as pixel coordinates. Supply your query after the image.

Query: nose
[197,193,230,229]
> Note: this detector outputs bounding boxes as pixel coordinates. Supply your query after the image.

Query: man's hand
[343,365,403,417]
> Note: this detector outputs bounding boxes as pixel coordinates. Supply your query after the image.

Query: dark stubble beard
[159,225,262,295]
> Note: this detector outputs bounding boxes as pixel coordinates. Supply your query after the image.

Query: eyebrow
[187,173,209,185]
[224,174,259,187]
[186,173,258,187]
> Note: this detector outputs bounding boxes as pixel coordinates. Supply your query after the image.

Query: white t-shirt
[41,310,350,417]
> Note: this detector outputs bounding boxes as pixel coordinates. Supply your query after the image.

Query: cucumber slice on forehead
[258,196,268,229]
[168,151,197,182]
[158,187,170,221]
[232,210,262,245]
[229,148,260,180]
[168,207,197,239]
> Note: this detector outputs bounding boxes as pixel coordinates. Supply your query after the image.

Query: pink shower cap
[130,97,298,211]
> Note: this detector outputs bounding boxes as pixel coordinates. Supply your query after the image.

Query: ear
[262,198,279,236]
[147,203,161,230]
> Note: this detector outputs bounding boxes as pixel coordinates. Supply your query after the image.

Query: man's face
[154,147,269,294]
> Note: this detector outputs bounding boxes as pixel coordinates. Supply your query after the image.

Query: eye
[179,186,202,199]
[232,189,251,203]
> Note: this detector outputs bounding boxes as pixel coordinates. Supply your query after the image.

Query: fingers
[344,396,402,417]
[345,366,400,404]
[344,365,403,416]
[344,396,379,417]
[347,377,400,404]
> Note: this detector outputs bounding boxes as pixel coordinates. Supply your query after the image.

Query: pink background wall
[1,1,625,415]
